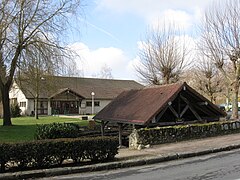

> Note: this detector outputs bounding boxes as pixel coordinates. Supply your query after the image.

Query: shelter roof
[93,82,226,125]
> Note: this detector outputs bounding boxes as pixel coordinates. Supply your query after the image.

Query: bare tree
[99,64,113,79]
[193,54,222,103]
[92,64,113,79]
[136,24,189,85]
[59,56,83,77]
[0,0,82,126]
[200,0,240,119]
[16,42,61,119]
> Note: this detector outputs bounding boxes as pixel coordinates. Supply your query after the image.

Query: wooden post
[118,123,123,147]
[100,121,109,136]
[101,121,105,136]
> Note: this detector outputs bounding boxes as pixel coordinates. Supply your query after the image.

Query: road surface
[40,149,240,180]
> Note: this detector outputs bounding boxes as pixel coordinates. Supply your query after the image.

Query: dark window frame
[86,101,100,107]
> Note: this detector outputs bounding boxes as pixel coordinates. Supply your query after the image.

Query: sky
[67,0,215,81]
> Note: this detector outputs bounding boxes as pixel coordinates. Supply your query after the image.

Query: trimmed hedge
[129,120,240,149]
[0,136,118,172]
[35,123,81,140]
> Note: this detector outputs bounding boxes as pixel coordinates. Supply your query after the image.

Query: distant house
[9,76,144,116]
[94,82,226,127]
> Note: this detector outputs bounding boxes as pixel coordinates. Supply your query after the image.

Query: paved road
[40,149,240,180]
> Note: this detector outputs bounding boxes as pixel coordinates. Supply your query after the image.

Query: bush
[0,136,118,172]
[11,104,21,117]
[35,123,81,140]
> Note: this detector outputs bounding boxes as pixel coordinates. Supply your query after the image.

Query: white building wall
[9,82,114,116]
[80,99,111,115]
[79,99,86,114]
[9,82,29,115]
[48,100,51,115]
[27,99,35,116]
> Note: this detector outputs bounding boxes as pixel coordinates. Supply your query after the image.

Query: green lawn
[0,116,89,143]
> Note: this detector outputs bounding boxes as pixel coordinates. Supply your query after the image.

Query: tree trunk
[1,86,12,126]
[35,96,39,119]
[164,75,170,84]
[226,87,231,111]
[210,94,213,103]
[231,81,239,119]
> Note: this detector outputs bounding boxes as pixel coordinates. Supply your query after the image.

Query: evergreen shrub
[0,136,118,172]
[35,123,81,140]
[10,104,21,117]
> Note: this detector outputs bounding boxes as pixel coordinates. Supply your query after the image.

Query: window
[86,101,92,107]
[94,101,100,106]
[10,98,17,105]
[19,102,26,107]
[86,101,100,107]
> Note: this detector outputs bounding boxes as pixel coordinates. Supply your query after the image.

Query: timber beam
[180,95,202,121]
[180,104,189,118]
[155,105,169,122]
[168,105,179,118]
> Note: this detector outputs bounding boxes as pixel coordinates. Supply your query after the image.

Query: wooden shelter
[93,82,226,146]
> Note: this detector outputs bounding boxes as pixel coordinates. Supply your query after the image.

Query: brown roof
[18,76,144,99]
[93,82,226,125]
[49,88,85,99]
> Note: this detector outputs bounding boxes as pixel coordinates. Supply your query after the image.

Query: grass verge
[0,116,89,143]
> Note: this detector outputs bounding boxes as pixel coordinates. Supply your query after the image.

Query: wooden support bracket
[180,95,202,121]
[180,104,189,118]
[168,105,179,118]
[155,105,169,122]
[101,121,109,136]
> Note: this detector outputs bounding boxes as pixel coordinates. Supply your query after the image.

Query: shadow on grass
[0,124,37,143]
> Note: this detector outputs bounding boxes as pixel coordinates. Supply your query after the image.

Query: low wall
[129,121,240,149]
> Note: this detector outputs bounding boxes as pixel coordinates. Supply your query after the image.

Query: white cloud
[96,0,214,14]
[126,56,142,80]
[95,0,214,31]
[68,35,198,82]
[67,1,210,82]
[149,9,192,31]
[68,42,138,80]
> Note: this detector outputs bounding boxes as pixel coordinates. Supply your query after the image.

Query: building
[9,76,144,116]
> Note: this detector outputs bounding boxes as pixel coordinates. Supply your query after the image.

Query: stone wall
[129,121,240,149]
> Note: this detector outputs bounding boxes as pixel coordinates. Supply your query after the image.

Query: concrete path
[59,115,94,120]
[116,133,240,160]
[2,133,240,179]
